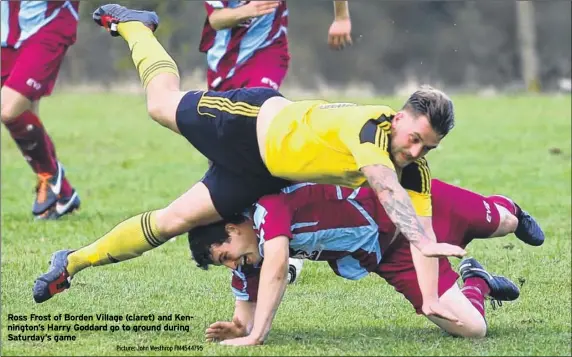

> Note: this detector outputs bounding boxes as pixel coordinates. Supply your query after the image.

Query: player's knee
[1,107,12,123]
[1,88,29,122]
[145,94,182,133]
[499,209,519,233]
[146,98,169,125]
[452,319,487,339]
[463,322,487,338]
[1,98,21,123]
[155,204,216,238]
[154,207,193,238]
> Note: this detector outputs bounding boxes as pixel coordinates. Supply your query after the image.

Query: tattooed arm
[362,164,465,257]
[361,164,438,301]
[362,164,465,323]
[362,164,430,249]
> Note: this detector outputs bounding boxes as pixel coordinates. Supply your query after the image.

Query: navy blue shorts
[175,87,292,218]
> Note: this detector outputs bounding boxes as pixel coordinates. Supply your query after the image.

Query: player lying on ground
[189,179,540,345]
[33,5,542,322]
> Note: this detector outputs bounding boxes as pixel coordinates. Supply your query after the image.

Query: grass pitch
[1,92,571,356]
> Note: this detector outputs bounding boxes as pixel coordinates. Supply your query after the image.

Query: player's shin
[66,211,167,276]
[116,22,179,90]
[4,110,58,175]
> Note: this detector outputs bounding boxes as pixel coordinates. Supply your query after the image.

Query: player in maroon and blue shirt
[200,1,352,91]
[189,179,541,345]
[1,1,81,219]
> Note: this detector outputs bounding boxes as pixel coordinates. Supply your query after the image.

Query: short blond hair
[402,85,455,136]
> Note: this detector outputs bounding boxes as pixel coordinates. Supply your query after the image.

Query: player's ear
[225,223,238,237]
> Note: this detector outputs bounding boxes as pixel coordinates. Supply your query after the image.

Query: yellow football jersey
[265,100,433,216]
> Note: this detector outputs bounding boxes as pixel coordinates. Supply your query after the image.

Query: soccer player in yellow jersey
[33,5,543,338]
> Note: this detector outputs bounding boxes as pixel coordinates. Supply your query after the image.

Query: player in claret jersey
[199,1,351,91]
[1,1,81,219]
[189,179,542,345]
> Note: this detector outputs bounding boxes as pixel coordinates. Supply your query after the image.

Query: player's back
[254,184,397,276]
[236,184,400,296]
[265,101,397,187]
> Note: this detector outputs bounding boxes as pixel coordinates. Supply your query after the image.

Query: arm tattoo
[363,164,429,247]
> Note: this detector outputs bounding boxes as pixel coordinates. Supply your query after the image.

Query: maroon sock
[461,277,490,317]
[60,178,73,197]
[4,110,58,175]
[43,129,74,197]
[488,195,519,216]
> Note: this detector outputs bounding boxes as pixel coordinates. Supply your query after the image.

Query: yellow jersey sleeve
[339,113,396,171]
[400,158,432,216]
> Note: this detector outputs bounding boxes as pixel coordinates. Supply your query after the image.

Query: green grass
[1,92,571,356]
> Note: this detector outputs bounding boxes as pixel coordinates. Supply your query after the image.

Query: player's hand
[328,18,352,50]
[242,1,280,19]
[219,335,262,346]
[419,242,466,258]
[205,317,247,342]
[422,301,463,326]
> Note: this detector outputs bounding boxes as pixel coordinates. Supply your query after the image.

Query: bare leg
[1,86,32,121]
[489,205,518,237]
[426,284,487,338]
[33,181,222,303]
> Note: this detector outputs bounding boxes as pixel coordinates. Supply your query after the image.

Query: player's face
[209,222,262,270]
[390,111,441,168]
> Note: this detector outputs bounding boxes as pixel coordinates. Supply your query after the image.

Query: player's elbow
[208,16,222,30]
[209,20,224,31]
[208,13,229,31]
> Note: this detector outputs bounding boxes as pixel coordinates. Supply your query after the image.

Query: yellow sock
[117,22,179,89]
[67,211,165,276]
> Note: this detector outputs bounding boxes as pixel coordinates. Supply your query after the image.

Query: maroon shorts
[376,179,502,314]
[1,15,76,101]
[208,46,289,91]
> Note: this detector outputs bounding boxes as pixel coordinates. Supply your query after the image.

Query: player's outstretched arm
[328,1,352,50]
[410,217,462,325]
[361,164,466,258]
[205,301,255,342]
[221,236,290,346]
[209,1,280,30]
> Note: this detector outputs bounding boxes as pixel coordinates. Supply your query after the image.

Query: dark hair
[188,214,248,270]
[402,85,455,137]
